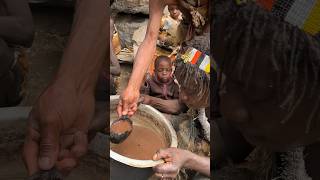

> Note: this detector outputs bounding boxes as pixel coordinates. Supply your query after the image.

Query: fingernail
[39,157,52,170]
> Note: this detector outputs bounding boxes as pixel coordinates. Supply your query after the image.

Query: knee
[0,38,14,76]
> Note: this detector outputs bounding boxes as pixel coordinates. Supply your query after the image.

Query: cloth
[141,75,179,100]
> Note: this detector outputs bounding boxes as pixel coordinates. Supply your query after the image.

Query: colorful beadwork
[181,47,210,73]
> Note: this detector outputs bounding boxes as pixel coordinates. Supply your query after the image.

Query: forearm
[126,0,165,91]
[55,0,107,93]
[149,97,183,115]
[127,39,157,91]
[184,151,210,177]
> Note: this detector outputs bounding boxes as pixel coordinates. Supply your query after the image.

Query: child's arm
[140,76,151,95]
[142,95,185,115]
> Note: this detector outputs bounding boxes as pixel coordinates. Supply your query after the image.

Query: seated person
[158,5,184,48]
[140,55,187,115]
[0,0,34,107]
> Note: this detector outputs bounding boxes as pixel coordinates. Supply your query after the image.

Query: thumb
[121,98,129,116]
[117,99,123,117]
[153,149,169,161]
[38,121,60,170]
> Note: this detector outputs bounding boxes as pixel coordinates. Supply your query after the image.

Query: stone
[114,13,148,49]
[111,0,149,15]
[185,32,210,55]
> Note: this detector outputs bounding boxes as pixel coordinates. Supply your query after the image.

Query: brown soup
[111,125,166,160]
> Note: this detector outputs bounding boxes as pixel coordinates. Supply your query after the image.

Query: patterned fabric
[180,47,210,73]
[236,0,320,36]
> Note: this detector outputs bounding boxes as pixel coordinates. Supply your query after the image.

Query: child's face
[156,60,172,83]
[168,5,181,20]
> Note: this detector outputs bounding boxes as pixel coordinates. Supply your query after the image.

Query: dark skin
[168,5,181,20]
[141,60,186,115]
[23,0,107,176]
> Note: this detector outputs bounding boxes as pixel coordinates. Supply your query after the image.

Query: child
[141,55,187,115]
[158,5,184,48]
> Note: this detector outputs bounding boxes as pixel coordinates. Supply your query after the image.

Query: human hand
[117,86,140,117]
[23,82,95,176]
[140,94,152,105]
[152,148,191,179]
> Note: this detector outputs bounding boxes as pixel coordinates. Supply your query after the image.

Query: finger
[138,95,144,104]
[121,96,129,116]
[154,172,177,179]
[128,104,137,117]
[60,134,74,149]
[117,100,123,117]
[153,149,170,161]
[58,149,73,161]
[55,158,78,176]
[23,126,40,176]
[71,131,88,158]
[153,163,178,174]
[38,120,60,170]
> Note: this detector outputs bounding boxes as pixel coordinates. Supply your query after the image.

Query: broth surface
[111,125,166,160]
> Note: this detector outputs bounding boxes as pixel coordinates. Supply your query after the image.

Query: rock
[111,0,149,15]
[114,13,148,48]
[185,32,210,55]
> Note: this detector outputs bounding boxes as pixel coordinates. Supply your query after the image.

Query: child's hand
[140,94,152,105]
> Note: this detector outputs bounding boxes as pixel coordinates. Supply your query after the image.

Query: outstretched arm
[117,0,166,116]
[153,148,210,178]
[141,94,187,115]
